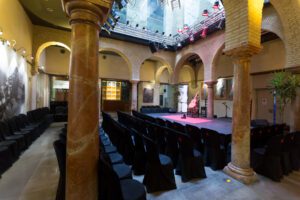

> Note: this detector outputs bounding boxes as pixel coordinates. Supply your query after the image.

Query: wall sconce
[16,47,26,55]
[0,27,3,37]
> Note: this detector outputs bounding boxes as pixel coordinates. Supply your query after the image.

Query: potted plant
[270,71,300,123]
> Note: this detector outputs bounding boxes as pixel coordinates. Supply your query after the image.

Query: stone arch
[34,41,71,74]
[155,65,174,83]
[174,52,202,84]
[139,56,172,82]
[99,47,132,80]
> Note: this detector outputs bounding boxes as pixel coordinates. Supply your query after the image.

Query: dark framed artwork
[214,78,227,100]
[226,78,234,100]
[143,88,154,103]
[200,82,208,100]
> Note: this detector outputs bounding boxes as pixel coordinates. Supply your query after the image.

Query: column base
[223,162,258,185]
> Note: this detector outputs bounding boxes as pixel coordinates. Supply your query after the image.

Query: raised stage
[147,113,233,135]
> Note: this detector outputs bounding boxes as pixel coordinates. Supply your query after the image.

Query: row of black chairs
[251,131,300,181]
[54,123,146,200]
[128,110,231,170]
[0,107,53,176]
[114,111,208,183]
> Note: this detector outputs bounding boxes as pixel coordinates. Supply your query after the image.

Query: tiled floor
[0,123,300,200]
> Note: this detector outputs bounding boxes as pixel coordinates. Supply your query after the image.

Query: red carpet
[162,115,212,124]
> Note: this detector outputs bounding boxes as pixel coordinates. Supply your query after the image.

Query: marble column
[223,46,261,185]
[205,81,217,118]
[61,1,111,199]
[131,80,139,111]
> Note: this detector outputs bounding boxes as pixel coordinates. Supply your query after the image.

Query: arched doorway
[138,57,173,111]
[98,49,132,112]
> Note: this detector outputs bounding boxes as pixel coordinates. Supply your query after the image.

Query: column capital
[61,0,113,25]
[204,80,218,88]
[224,44,262,59]
[130,79,140,84]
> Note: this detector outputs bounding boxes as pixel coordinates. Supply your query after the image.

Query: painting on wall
[0,43,27,120]
[215,78,227,100]
[200,82,208,100]
[143,88,154,103]
[226,78,234,100]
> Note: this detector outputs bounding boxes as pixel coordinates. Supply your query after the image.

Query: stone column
[205,81,217,118]
[223,46,261,185]
[131,80,139,111]
[61,1,112,199]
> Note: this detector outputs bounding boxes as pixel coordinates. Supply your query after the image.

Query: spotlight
[202,9,209,16]
[136,24,139,27]
[213,1,220,10]
[169,34,172,37]
[189,35,194,42]
[155,30,159,33]
[142,27,146,30]
[201,27,208,38]
[126,20,130,25]
[183,24,189,31]
[162,32,165,35]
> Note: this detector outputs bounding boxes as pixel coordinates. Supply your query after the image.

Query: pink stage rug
[162,115,212,124]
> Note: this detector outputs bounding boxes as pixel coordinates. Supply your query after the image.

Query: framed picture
[200,82,208,100]
[215,79,227,100]
[143,88,154,103]
[226,78,234,100]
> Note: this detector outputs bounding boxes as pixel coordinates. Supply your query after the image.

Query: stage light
[189,35,194,42]
[126,20,130,25]
[162,32,165,35]
[213,1,220,10]
[169,34,172,37]
[136,24,139,27]
[202,9,209,16]
[142,27,146,30]
[201,27,208,38]
[183,24,189,30]
[155,30,159,33]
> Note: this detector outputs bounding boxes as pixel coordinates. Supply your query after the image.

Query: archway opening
[138,57,173,111]
[99,49,132,112]
[175,54,204,113]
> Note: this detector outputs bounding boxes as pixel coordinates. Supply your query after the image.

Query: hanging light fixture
[213,1,220,10]
[202,9,209,16]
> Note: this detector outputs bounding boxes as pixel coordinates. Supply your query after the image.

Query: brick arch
[269,0,300,68]
[140,56,172,81]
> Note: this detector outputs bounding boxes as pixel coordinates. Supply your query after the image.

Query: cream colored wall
[137,82,160,111]
[44,46,70,75]
[140,61,156,81]
[99,53,130,80]
[178,66,192,83]
[0,0,33,55]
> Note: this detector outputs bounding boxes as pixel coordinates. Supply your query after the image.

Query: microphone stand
[223,102,229,118]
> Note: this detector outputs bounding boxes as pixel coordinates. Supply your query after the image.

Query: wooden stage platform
[148,113,233,135]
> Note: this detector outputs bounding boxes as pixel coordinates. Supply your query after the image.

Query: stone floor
[0,123,299,200]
